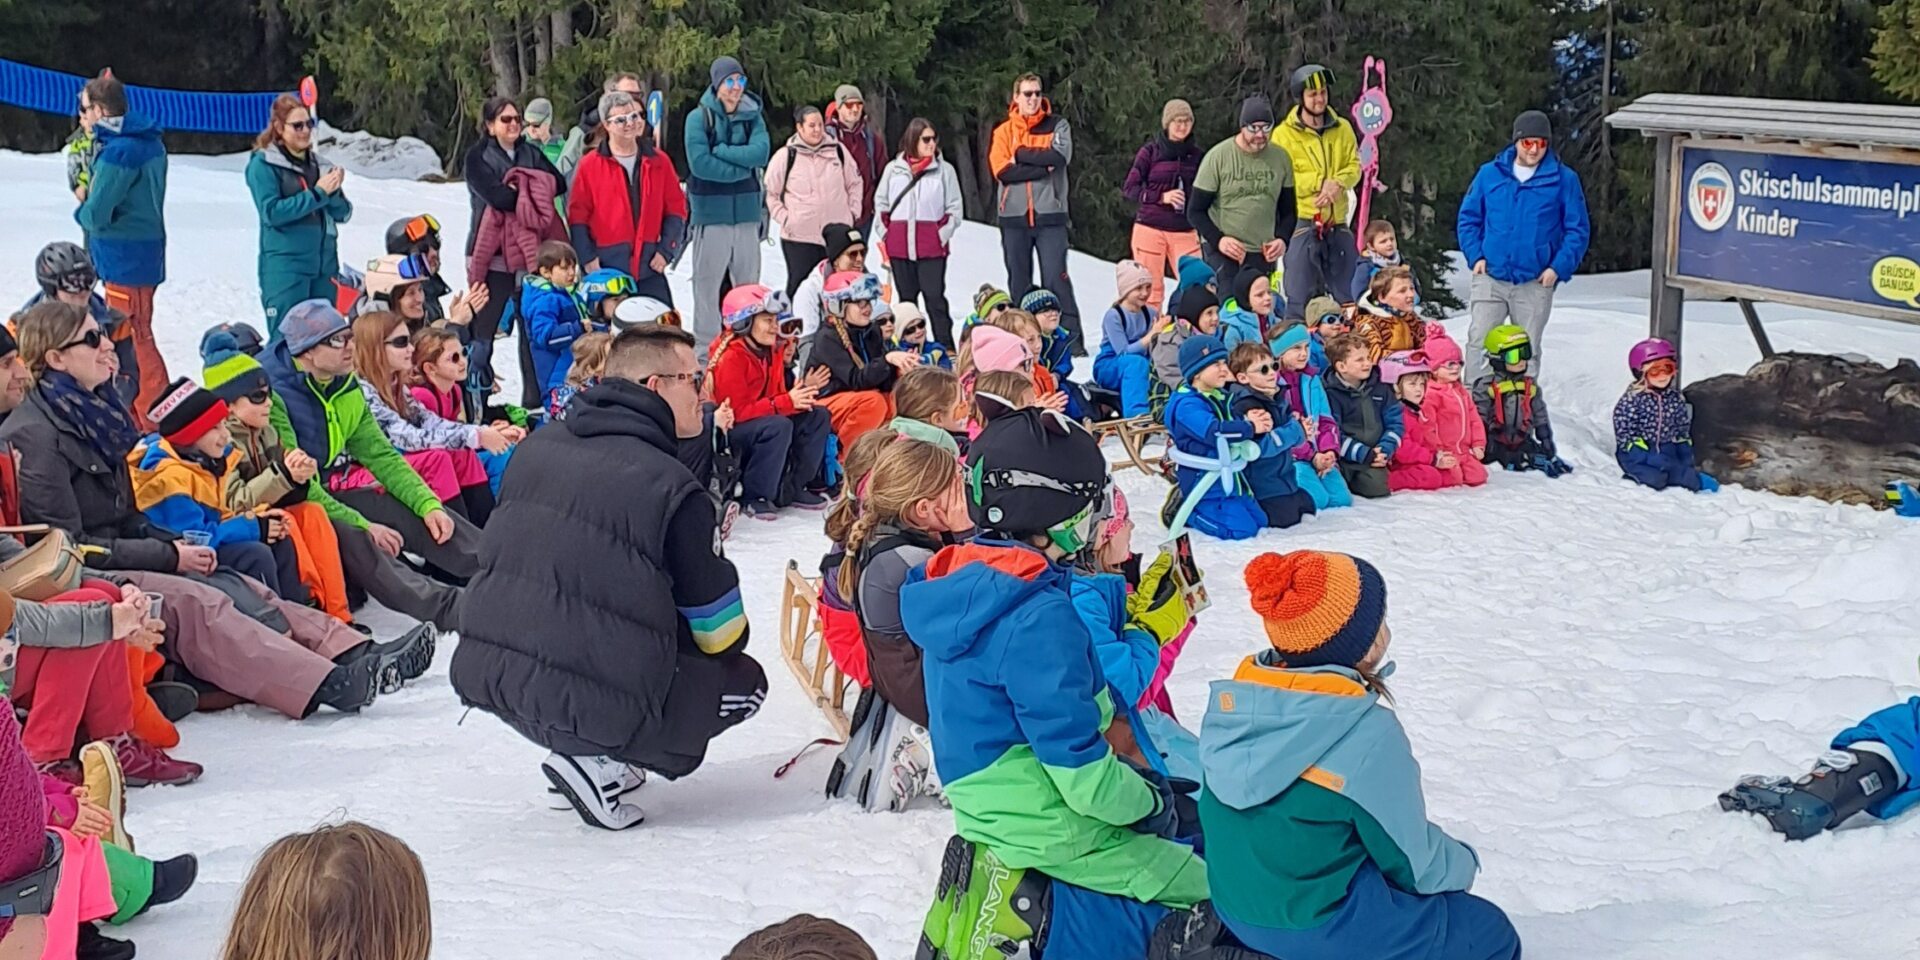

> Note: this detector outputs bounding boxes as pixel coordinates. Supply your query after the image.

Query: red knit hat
[1244,550,1387,669]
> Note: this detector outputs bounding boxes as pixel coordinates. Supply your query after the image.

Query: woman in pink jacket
[766,105,864,298]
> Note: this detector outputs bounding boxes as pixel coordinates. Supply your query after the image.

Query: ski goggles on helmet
[723,289,793,329]
[826,273,884,305]
[1047,501,1098,556]
[1641,358,1677,379]
[1491,342,1533,366]
[403,214,440,244]
[53,264,97,295]
[594,273,637,299]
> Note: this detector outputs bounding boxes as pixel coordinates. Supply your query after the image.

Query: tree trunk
[534,16,551,87]
[485,18,518,99]
[551,9,573,49]
[1600,1,1616,162]
[515,20,531,97]
[954,132,982,221]
[260,0,289,79]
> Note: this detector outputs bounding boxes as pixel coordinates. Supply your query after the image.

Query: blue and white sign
[1674,145,1920,316]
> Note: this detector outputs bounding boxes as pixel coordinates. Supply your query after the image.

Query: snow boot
[310,649,381,715]
[884,720,937,813]
[1148,902,1279,960]
[1719,747,1899,840]
[79,739,132,851]
[916,835,1050,960]
[75,923,134,960]
[542,752,646,830]
[371,621,437,693]
[137,854,198,916]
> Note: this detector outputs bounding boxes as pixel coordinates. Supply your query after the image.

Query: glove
[1128,551,1193,647]
[1125,761,1181,839]
[1531,454,1573,478]
[1697,472,1720,493]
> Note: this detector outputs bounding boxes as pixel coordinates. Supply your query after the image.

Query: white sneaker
[541,753,646,830]
[546,762,646,810]
[885,724,935,813]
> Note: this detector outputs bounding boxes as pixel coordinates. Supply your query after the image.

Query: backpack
[776,139,850,204]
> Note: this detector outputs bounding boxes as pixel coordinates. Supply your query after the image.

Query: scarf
[38,370,140,461]
[906,154,935,176]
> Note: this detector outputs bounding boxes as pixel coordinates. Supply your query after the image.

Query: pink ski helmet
[1376,349,1433,385]
[1627,338,1677,375]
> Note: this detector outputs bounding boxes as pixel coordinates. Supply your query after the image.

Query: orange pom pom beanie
[1243,550,1387,668]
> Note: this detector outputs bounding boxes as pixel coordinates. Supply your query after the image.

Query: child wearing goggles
[1612,338,1716,493]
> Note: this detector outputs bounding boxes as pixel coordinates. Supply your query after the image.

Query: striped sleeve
[664,489,749,656]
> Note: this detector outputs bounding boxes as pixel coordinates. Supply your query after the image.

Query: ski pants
[1130,224,1202,315]
[102,283,170,431]
[1339,460,1391,500]
[893,256,954,348]
[692,222,763,353]
[1258,490,1318,529]
[1093,353,1154,418]
[1222,862,1520,960]
[732,408,832,504]
[1294,460,1354,511]
[1464,273,1556,381]
[1617,442,1703,492]
[1000,220,1084,350]
[215,539,307,607]
[1281,225,1358,320]
[332,520,462,630]
[261,274,339,339]
[1184,491,1265,541]
[780,239,826,297]
[333,489,483,579]
[1833,697,1920,820]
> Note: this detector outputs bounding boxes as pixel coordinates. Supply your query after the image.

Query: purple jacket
[1122,136,1202,233]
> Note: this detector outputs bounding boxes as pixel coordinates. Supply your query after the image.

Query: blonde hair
[568,331,615,388]
[724,914,878,960]
[1393,371,1429,399]
[15,300,90,381]
[350,310,412,415]
[892,366,961,424]
[218,822,431,960]
[838,439,959,598]
[822,429,904,546]
[971,369,1034,424]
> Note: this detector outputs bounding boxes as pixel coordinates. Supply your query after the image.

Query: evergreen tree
[1872,0,1920,101]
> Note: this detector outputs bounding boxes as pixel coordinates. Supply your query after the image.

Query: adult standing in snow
[1123,98,1204,313]
[990,73,1085,354]
[567,90,688,307]
[452,323,767,831]
[464,96,568,409]
[73,70,170,432]
[875,117,965,347]
[826,85,885,234]
[1190,96,1296,287]
[561,72,645,177]
[1458,111,1592,381]
[523,98,566,168]
[685,56,772,353]
[1272,64,1362,321]
[766,105,863,298]
[247,93,353,338]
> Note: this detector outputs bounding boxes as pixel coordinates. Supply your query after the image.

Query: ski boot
[1149,902,1279,960]
[827,688,891,809]
[1719,747,1899,840]
[917,836,1050,960]
[1887,480,1920,518]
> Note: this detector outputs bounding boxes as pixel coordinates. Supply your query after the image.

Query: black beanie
[1512,110,1552,143]
[822,223,865,264]
[1231,266,1266,312]
[0,325,15,360]
[1239,96,1275,129]
[1176,286,1220,324]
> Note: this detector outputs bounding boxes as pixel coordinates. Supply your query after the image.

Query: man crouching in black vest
[451,322,767,830]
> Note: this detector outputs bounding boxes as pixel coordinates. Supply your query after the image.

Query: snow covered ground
[5,148,1920,960]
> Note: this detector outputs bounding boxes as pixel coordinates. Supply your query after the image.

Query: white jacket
[874,156,964,261]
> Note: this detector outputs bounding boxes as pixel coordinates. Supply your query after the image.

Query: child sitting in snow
[1164,334,1270,541]
[546,331,613,422]
[1379,351,1470,493]
[521,240,596,400]
[970,369,1039,440]
[890,302,952,370]
[1022,288,1086,419]
[1321,334,1402,500]
[1094,261,1163,420]
[818,430,907,706]
[835,438,974,812]
[1152,287,1223,410]
[1351,266,1430,363]
[963,285,1012,333]
[1413,335,1489,488]
[131,378,307,604]
[1473,325,1570,477]
[1191,550,1519,960]
[908,409,1206,960]
[1272,324,1353,512]
[1300,295,1348,373]
[1612,338,1715,493]
[1349,219,1416,303]
[1225,342,1316,529]
[412,328,524,495]
[1218,266,1278,352]
[887,366,966,455]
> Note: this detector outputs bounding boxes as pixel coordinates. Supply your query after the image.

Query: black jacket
[0,389,178,572]
[449,378,754,777]
[463,137,567,257]
[808,319,898,396]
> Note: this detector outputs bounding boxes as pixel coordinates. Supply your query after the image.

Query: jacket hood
[1005,97,1054,126]
[908,540,1067,661]
[1200,656,1379,810]
[1219,304,1265,342]
[1493,144,1563,183]
[786,134,842,157]
[98,111,162,141]
[700,87,763,121]
[565,377,679,454]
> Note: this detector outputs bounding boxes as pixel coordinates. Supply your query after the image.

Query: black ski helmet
[1290,64,1334,101]
[35,241,97,295]
[967,407,1109,553]
[385,215,441,255]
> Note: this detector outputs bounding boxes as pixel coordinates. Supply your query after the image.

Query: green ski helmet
[1483,324,1533,367]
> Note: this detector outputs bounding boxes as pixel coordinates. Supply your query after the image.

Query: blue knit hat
[1020,288,1061,315]
[280,299,351,356]
[1179,334,1230,382]
[1176,255,1215,294]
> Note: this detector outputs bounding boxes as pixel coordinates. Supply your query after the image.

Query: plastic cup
[144,592,164,621]
[180,531,212,547]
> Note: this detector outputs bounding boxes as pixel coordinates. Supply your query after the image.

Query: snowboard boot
[1719,747,1900,840]
[542,752,646,830]
[916,835,1050,960]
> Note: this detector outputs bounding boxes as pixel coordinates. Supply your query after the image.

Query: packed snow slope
[4,150,1920,960]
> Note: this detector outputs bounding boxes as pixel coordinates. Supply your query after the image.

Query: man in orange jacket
[989,73,1085,355]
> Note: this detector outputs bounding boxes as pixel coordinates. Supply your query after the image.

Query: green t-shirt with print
[1194,138,1295,246]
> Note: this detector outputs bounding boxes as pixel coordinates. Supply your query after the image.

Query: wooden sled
[778,561,852,739]
[1089,415,1168,475]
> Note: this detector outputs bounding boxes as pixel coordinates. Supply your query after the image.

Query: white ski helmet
[612,296,681,331]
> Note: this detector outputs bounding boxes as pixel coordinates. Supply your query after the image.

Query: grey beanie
[1512,110,1552,143]
[1239,95,1275,130]
[710,56,746,91]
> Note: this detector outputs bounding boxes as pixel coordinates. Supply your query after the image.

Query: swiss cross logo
[1687,162,1736,232]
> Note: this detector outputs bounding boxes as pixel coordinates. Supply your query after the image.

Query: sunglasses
[1244,362,1275,376]
[1017,90,1042,99]
[1518,138,1548,151]
[900,321,926,337]
[403,214,440,244]
[920,134,939,143]
[384,335,412,349]
[495,114,522,127]
[1246,123,1274,136]
[321,330,353,350]
[242,387,273,405]
[59,329,105,351]
[286,119,316,132]
[722,75,748,90]
[607,112,643,127]
[989,303,1009,315]
[653,370,707,391]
